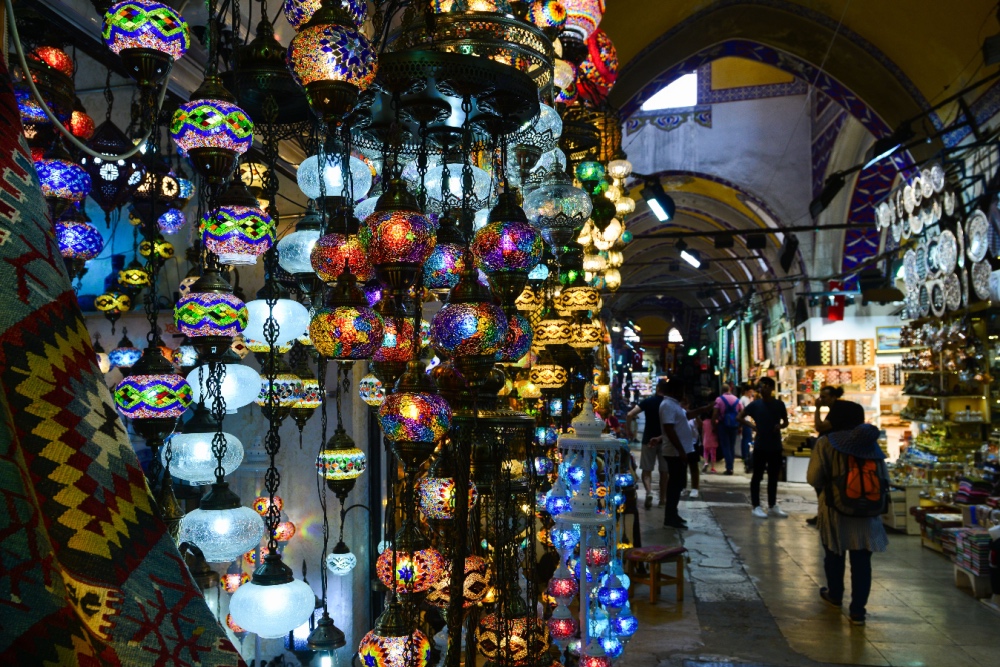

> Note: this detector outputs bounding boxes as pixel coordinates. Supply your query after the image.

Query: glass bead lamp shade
[163,411,244,484]
[186,359,261,412]
[179,504,265,562]
[56,219,104,260]
[316,441,367,481]
[29,45,74,77]
[70,108,96,140]
[530,363,567,389]
[563,0,603,40]
[545,492,572,518]
[360,210,437,266]
[222,572,249,593]
[612,606,638,637]
[423,242,466,291]
[158,207,187,234]
[597,574,628,608]
[310,305,384,360]
[114,372,193,419]
[278,228,321,275]
[358,626,431,667]
[285,0,368,31]
[359,373,386,406]
[426,554,491,609]
[326,540,358,575]
[297,152,372,201]
[202,204,275,266]
[175,291,249,338]
[431,301,507,358]
[312,233,374,282]
[256,367,306,408]
[497,312,533,363]
[103,0,191,60]
[548,609,578,642]
[476,613,551,667]
[422,163,491,207]
[417,477,478,520]
[229,563,316,638]
[170,98,253,156]
[244,294,310,348]
[374,316,415,363]
[375,546,445,594]
[529,1,568,30]
[35,158,91,203]
[472,219,543,274]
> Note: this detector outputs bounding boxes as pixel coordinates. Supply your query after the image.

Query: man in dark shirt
[739,377,789,519]
[626,383,665,509]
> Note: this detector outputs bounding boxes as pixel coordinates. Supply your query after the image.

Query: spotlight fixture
[639,178,674,222]
[714,234,734,249]
[746,234,766,250]
[779,234,799,273]
[726,319,737,330]
[675,239,701,268]
[863,124,914,169]
[808,171,847,218]
[687,347,698,356]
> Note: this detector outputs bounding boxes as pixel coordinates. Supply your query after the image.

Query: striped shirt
[807,436,890,554]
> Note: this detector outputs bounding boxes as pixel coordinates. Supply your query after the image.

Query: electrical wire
[4,0,170,161]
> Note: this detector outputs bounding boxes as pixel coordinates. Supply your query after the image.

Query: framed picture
[875,326,904,353]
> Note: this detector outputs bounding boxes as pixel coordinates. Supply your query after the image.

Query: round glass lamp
[175,290,248,338]
[244,284,310,348]
[374,315,415,363]
[548,606,578,642]
[529,0,567,30]
[375,543,445,594]
[164,404,244,483]
[114,369,192,419]
[312,232,373,282]
[310,269,385,360]
[533,316,572,346]
[431,300,507,358]
[422,163,491,207]
[108,330,141,368]
[171,95,252,156]
[426,554,491,609]
[297,152,371,201]
[56,218,104,261]
[326,540,358,575]
[563,0,603,40]
[357,605,432,667]
[277,200,322,275]
[417,477,478,520]
[611,603,638,638]
[285,0,367,31]
[202,181,274,265]
[230,554,316,638]
[35,158,91,203]
[472,218,543,274]
[186,355,262,412]
[178,502,265,562]
[359,372,385,406]
[476,612,551,666]
[316,434,367,483]
[424,242,466,292]
[359,209,437,266]
[103,0,190,85]
[256,359,305,408]
[523,172,592,249]
[529,363,567,389]
[253,495,283,516]
[569,321,601,349]
[596,574,628,608]
[497,312,533,363]
[157,207,186,234]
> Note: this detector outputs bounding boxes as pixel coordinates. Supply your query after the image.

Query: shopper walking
[738,384,756,472]
[649,379,709,529]
[713,384,741,475]
[807,385,867,527]
[739,377,789,518]
[702,410,719,473]
[807,423,889,626]
[626,384,665,509]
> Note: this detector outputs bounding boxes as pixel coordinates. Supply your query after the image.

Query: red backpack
[826,450,888,517]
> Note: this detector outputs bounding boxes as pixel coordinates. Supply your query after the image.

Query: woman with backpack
[713,384,742,475]
[807,423,889,626]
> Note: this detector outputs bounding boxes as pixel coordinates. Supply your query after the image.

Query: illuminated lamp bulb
[312,232,373,283]
[545,483,573,517]
[297,151,372,201]
[582,249,607,273]
[358,372,386,406]
[113,346,192,420]
[157,207,187,234]
[554,58,576,91]
[569,320,602,350]
[616,196,635,217]
[253,495,284,516]
[586,546,610,567]
[164,404,243,484]
[417,476,478,520]
[607,249,623,267]
[358,599,432,667]
[548,605,578,642]
[170,77,252,183]
[285,0,367,31]
[530,362,567,389]
[186,351,262,412]
[596,574,628,608]
[103,0,190,86]
[515,285,543,312]
[229,552,316,638]
[244,282,309,348]
[612,603,639,638]
[534,314,572,347]
[604,268,621,292]
[547,564,579,601]
[222,571,249,594]
[607,158,632,180]
[375,527,445,594]
[310,263,384,360]
[287,0,378,126]
[326,540,358,575]
[202,180,274,265]
[273,521,296,543]
[601,637,623,660]
[277,200,323,276]
[70,107,96,140]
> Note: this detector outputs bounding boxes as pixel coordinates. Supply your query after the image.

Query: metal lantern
[103,0,190,86]
[170,77,252,183]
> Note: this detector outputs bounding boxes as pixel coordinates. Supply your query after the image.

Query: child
[702,413,719,473]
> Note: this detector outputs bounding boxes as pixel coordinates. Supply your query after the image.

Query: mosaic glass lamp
[378,359,452,469]
[35,157,91,213]
[113,347,192,419]
[316,424,367,496]
[285,0,367,31]
[357,599,432,667]
[547,605,578,643]
[297,151,372,201]
[56,217,104,261]
[70,107,96,140]
[310,265,384,360]
[358,372,385,406]
[174,268,248,360]
[497,312,533,363]
[523,171,592,250]
[563,0,603,41]
[533,313,572,347]
[108,329,142,368]
[426,554,491,609]
[529,0,567,36]
[170,77,252,183]
[312,232,373,283]
[326,540,358,575]
[431,261,508,364]
[611,603,638,638]
[476,608,551,666]
[202,180,274,265]
[417,476,479,520]
[287,0,378,125]
[256,357,306,410]
[375,523,445,594]
[529,362,567,389]
[597,573,628,608]
[374,314,416,364]
[103,0,190,86]
[164,404,244,484]
[157,207,187,234]
[29,45,74,77]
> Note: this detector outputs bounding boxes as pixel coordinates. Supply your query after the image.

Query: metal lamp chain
[209,360,228,483]
[263,246,282,552]
[318,357,331,611]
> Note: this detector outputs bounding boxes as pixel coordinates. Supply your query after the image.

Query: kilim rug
[0,48,243,667]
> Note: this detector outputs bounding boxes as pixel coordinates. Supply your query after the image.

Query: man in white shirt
[650,378,708,529]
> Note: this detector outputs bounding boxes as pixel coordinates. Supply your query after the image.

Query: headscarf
[827,423,886,460]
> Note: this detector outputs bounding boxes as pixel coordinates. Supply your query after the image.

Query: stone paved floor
[619,461,1000,667]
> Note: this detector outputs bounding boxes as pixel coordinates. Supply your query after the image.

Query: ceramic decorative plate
[972,261,991,300]
[915,244,928,281]
[912,178,924,208]
[920,169,935,198]
[932,200,942,224]
[926,236,941,276]
[905,289,919,318]
[930,164,946,193]
[961,267,969,308]
[919,283,930,316]
[929,280,946,317]
[944,191,956,217]
[904,184,916,214]
[894,217,905,242]
[904,249,918,285]
[920,206,934,231]
[957,223,965,268]
[895,189,906,220]
[909,212,923,235]
[937,230,957,273]
[944,272,961,311]
[966,210,988,263]
[876,202,890,230]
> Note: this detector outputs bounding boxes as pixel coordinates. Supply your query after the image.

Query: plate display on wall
[876,202,890,230]
[966,209,988,263]
[903,249,918,285]
[930,164,946,193]
[972,260,991,300]
[929,280,945,317]
[925,235,940,277]
[895,189,906,220]
[905,290,920,318]
[909,212,923,235]
[937,230,957,274]
[944,272,961,311]
[903,184,916,214]
[944,191,956,217]
[920,170,935,199]
[956,220,965,268]
[961,268,969,308]
[919,283,930,317]
[915,244,928,281]
[912,177,924,208]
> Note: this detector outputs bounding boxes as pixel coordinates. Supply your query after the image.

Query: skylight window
[641,72,698,111]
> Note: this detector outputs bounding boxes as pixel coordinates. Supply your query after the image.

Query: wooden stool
[624,545,687,603]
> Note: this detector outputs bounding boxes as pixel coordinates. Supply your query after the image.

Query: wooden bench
[623,545,687,603]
